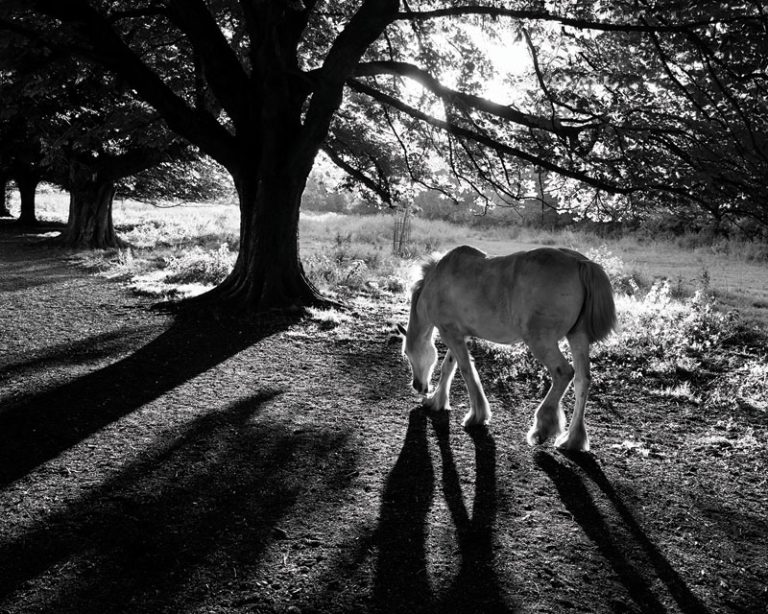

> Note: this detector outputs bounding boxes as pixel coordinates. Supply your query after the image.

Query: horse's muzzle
[412,379,429,395]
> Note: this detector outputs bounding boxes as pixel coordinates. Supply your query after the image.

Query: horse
[397,245,617,452]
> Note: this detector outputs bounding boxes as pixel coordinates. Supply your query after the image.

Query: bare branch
[395,6,759,33]
[321,143,393,205]
[347,78,632,195]
[353,60,587,138]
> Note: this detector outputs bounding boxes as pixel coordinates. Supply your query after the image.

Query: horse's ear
[396,323,407,336]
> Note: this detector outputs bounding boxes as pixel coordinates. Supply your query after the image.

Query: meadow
[10,187,767,414]
[16,189,768,327]
[2,189,767,613]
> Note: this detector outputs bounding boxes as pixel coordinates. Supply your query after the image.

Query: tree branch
[395,6,758,33]
[106,7,167,24]
[25,0,239,170]
[321,143,393,205]
[353,60,586,138]
[347,78,632,195]
[301,0,399,152]
[378,101,458,202]
[165,0,251,130]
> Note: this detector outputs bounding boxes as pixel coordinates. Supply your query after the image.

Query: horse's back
[422,246,589,344]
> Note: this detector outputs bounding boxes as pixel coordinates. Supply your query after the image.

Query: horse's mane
[411,255,440,303]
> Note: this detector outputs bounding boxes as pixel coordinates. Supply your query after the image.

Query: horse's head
[397,321,437,395]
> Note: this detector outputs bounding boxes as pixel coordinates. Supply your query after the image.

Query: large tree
[51,96,192,249]
[2,0,765,311]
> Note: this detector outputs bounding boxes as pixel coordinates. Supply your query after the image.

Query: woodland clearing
[0,206,767,614]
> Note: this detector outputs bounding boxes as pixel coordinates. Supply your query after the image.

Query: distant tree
[3,1,765,311]
[0,22,56,225]
[0,26,202,246]
[0,122,44,226]
[49,93,191,248]
[9,159,42,227]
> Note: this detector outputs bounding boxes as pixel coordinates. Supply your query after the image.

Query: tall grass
[10,190,768,322]
[13,188,765,415]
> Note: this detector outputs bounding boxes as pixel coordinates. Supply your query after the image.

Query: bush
[164,243,236,285]
[586,245,643,295]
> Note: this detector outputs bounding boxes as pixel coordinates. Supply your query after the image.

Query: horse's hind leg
[423,350,457,411]
[439,331,491,427]
[555,333,591,451]
[525,340,573,446]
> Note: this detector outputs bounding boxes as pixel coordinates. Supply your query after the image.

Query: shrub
[586,245,642,295]
[164,243,236,285]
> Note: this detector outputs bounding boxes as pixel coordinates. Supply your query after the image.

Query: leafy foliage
[119,155,235,204]
[2,2,768,310]
[4,1,766,227]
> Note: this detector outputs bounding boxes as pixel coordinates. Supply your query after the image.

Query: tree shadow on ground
[0,313,297,488]
[0,219,65,234]
[0,239,90,292]
[535,450,711,614]
[0,326,158,381]
[0,392,358,613]
[374,407,515,614]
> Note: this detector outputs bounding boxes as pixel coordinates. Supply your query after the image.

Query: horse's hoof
[554,432,590,452]
[423,397,449,411]
[462,412,491,428]
[526,430,544,446]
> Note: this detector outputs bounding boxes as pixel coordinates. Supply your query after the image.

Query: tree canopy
[1,0,766,311]
[0,19,206,240]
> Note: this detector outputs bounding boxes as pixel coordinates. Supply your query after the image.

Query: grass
[7,188,768,324]
[5,189,768,614]
[15,188,768,408]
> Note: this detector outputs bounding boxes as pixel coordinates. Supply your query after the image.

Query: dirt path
[0,227,766,614]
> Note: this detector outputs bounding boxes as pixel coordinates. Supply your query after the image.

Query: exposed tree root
[151,274,348,320]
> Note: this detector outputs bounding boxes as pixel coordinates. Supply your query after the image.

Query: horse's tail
[574,260,617,343]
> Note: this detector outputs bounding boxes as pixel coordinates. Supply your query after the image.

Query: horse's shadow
[535,450,712,614]
[374,407,514,614]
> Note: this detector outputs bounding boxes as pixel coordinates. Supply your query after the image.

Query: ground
[0,225,766,614]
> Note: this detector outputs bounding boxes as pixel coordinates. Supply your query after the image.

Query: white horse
[398,245,616,451]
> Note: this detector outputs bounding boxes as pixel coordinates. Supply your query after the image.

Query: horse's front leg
[423,350,457,411]
[440,332,492,427]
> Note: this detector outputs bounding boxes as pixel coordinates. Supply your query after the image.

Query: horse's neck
[409,290,434,340]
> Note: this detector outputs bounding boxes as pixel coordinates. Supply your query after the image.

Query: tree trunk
[60,170,122,249]
[200,166,325,313]
[185,83,333,314]
[15,170,38,226]
[0,175,12,217]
